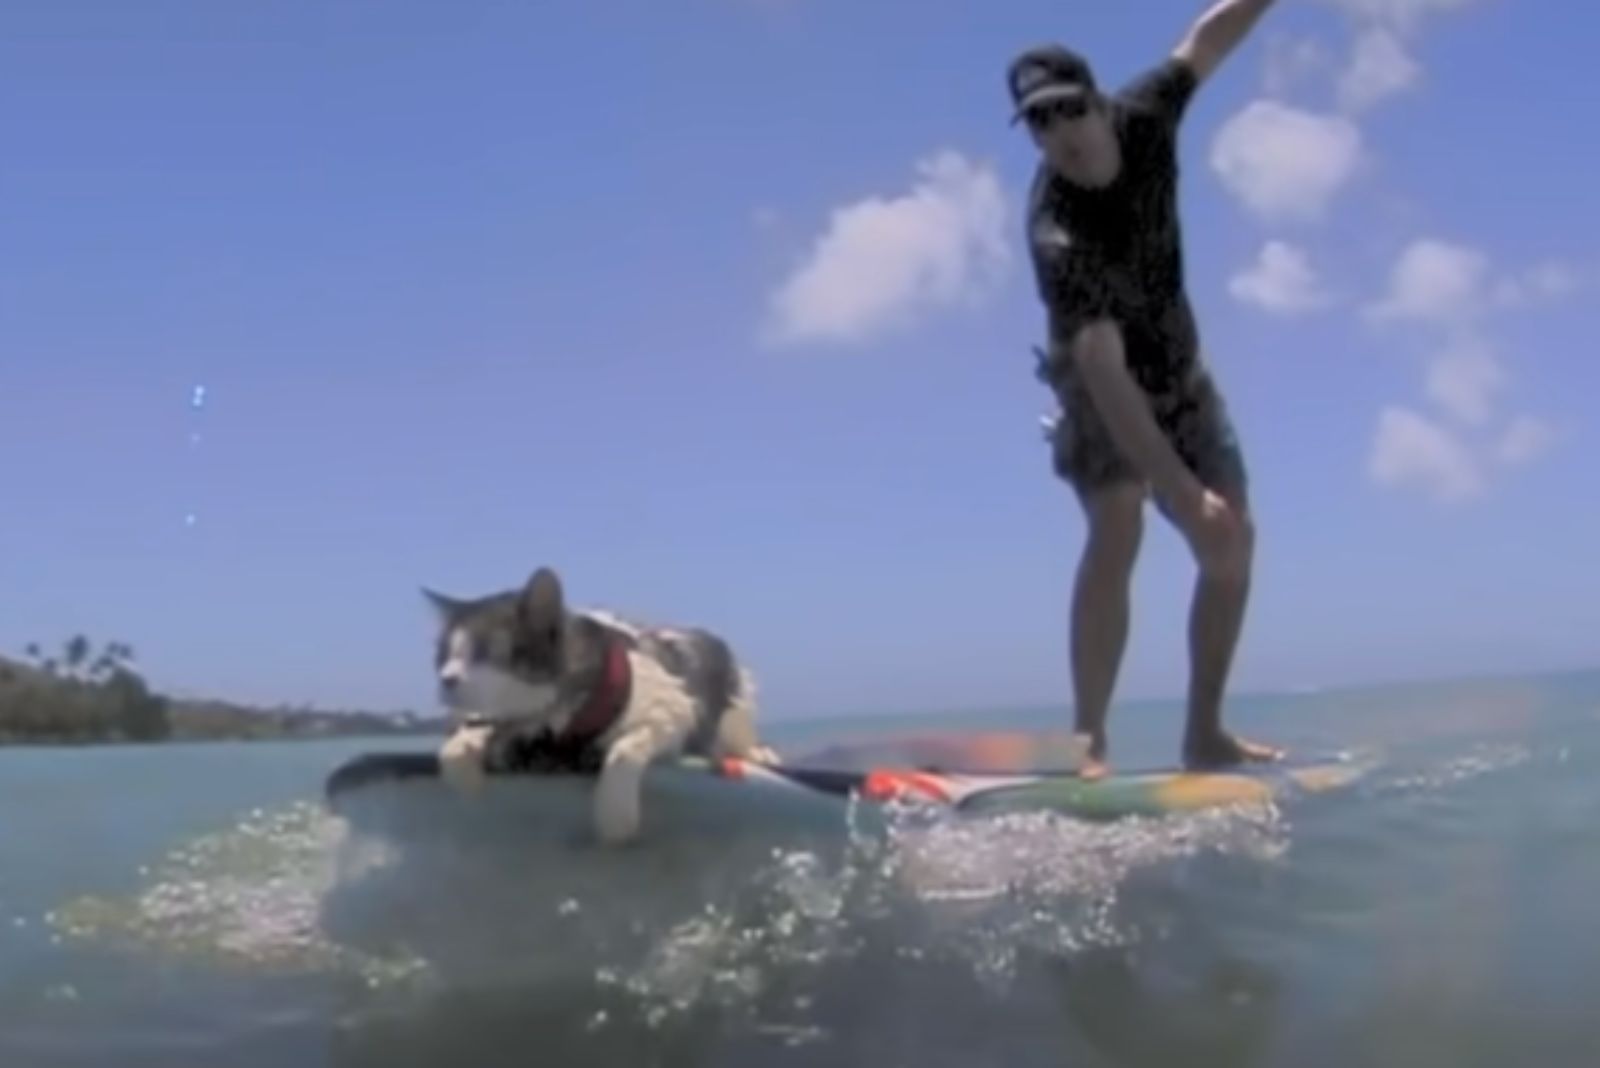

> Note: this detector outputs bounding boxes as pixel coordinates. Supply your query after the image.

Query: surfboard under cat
[324,729,1363,839]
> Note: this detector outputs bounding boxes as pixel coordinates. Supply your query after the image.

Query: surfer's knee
[1201,506,1255,586]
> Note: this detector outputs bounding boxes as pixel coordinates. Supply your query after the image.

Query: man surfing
[1010,0,1285,780]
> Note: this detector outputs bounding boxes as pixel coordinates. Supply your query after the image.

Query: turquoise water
[3,670,1599,1067]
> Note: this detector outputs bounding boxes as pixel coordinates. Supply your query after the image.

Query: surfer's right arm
[1067,321,1204,514]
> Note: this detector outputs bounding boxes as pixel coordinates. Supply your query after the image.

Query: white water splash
[43,785,1293,1038]
[1379,742,1532,793]
[48,801,428,989]
[598,798,1291,1021]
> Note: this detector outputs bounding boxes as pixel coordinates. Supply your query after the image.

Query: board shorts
[1036,338,1249,503]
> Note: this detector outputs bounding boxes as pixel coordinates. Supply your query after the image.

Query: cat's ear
[421,587,464,620]
[517,567,565,633]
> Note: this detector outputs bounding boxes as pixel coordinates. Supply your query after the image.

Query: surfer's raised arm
[1170,0,1278,84]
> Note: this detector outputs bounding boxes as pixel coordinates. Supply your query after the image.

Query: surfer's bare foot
[1080,757,1110,781]
[1183,730,1283,770]
[1077,731,1110,780]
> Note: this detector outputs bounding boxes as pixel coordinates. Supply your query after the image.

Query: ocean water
[2,669,1599,1068]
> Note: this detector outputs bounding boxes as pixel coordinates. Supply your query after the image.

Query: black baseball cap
[1006,44,1098,124]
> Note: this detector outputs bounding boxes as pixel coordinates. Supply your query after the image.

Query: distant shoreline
[0,727,441,749]
[0,638,445,748]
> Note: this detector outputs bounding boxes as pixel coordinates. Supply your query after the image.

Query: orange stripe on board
[861,767,952,803]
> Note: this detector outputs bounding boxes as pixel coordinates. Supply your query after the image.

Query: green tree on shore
[3,635,170,743]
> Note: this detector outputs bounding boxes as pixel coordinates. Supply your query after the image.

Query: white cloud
[1337,27,1421,112]
[1369,405,1483,503]
[1366,238,1492,326]
[1246,1,1559,501]
[1229,241,1335,314]
[1209,101,1364,223]
[1371,241,1584,327]
[1496,416,1558,468]
[1493,261,1585,309]
[762,150,1009,347]
[1424,335,1504,425]
[1525,261,1583,301]
[1263,34,1332,97]
[1317,0,1484,117]
[1321,0,1483,36]
[1363,239,1570,498]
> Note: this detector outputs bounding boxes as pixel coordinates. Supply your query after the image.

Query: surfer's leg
[1180,479,1255,758]
[1069,482,1146,776]
[1182,547,1279,766]
[1153,366,1280,768]
[1046,350,1147,778]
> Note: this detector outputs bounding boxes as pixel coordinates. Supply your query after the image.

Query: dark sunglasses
[1024,96,1092,129]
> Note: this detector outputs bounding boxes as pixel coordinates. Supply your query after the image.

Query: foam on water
[1375,740,1531,793]
[576,795,1293,1025]
[48,801,428,990]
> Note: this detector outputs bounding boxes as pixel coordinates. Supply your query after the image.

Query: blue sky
[2,0,1597,720]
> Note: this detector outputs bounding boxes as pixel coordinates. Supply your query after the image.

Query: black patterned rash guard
[1026,57,1203,397]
